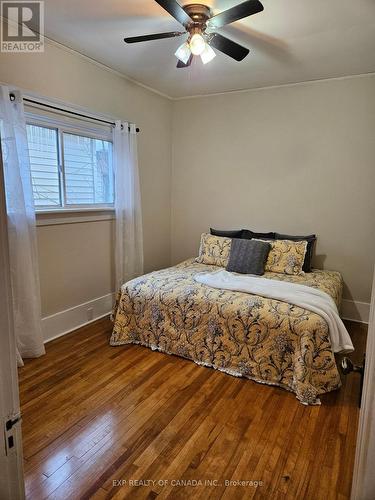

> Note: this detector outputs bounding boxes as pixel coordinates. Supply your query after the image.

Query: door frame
[0,140,25,499]
[351,269,375,499]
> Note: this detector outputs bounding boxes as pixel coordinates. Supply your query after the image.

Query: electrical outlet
[87,307,94,321]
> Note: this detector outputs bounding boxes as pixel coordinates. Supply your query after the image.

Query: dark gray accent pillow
[210,228,243,238]
[275,233,316,272]
[226,238,271,275]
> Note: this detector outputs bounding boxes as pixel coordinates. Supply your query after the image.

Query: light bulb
[175,42,191,64]
[201,44,216,64]
[189,33,206,56]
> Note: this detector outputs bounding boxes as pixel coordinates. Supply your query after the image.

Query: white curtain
[0,86,45,365]
[113,121,144,290]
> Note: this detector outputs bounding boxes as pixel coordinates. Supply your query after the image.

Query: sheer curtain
[0,86,45,365]
[113,121,144,290]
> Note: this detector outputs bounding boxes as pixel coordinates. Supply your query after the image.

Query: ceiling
[42,0,375,98]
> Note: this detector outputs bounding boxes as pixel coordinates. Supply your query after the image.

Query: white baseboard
[42,292,115,343]
[41,294,368,344]
[341,299,370,324]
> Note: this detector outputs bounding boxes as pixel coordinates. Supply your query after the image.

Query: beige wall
[171,75,375,303]
[37,220,115,315]
[0,40,172,316]
[1,43,374,314]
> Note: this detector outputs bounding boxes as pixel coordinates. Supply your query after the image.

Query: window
[26,119,114,210]
[63,133,113,206]
[27,124,60,207]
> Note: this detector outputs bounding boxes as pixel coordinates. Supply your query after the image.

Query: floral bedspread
[110,259,345,405]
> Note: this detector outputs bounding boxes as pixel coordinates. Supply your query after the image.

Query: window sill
[36,208,115,227]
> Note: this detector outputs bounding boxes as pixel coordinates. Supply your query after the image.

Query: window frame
[26,112,115,212]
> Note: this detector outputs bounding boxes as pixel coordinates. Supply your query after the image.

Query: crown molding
[0,14,174,100]
[44,36,174,101]
[173,71,375,101]
[38,34,375,102]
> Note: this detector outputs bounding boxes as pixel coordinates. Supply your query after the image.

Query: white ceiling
[42,0,375,98]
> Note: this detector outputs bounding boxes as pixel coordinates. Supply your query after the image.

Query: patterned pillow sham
[254,239,308,275]
[196,233,232,267]
[275,233,316,272]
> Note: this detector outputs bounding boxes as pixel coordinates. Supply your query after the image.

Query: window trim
[25,111,113,142]
[36,207,115,227]
[26,112,115,213]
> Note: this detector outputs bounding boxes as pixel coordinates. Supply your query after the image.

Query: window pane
[63,133,113,205]
[27,124,61,207]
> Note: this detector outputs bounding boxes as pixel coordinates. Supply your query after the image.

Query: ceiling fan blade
[124,31,185,43]
[177,54,193,68]
[209,33,249,61]
[208,0,264,29]
[155,0,193,27]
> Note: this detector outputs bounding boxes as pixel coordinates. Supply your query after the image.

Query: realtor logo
[1,1,44,52]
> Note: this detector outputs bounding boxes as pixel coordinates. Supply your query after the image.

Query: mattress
[110,259,345,405]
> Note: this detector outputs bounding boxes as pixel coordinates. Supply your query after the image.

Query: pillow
[226,239,271,275]
[196,233,232,267]
[242,229,276,240]
[255,239,307,275]
[275,233,316,272]
[210,228,243,238]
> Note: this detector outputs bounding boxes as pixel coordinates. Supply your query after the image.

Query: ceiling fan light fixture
[189,33,206,56]
[175,42,191,64]
[125,1,265,68]
[200,44,216,64]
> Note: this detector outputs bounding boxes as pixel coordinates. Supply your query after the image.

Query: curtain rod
[9,93,140,133]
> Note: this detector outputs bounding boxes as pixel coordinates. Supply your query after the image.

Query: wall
[1,42,374,330]
[0,40,172,326]
[171,74,375,306]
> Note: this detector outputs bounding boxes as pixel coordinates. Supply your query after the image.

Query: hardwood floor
[19,318,367,500]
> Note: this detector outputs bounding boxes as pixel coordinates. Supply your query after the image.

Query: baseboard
[341,299,370,324]
[42,293,115,343]
[41,294,369,343]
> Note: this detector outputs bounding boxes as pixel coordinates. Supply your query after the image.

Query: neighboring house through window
[26,110,114,210]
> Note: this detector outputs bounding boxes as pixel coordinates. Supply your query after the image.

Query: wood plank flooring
[19,318,367,500]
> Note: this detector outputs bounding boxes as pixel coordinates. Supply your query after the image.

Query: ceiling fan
[124,0,264,67]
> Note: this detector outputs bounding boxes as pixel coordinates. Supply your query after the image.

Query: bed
[110,258,345,405]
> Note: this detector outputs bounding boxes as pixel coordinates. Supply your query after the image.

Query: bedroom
[0,0,374,499]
